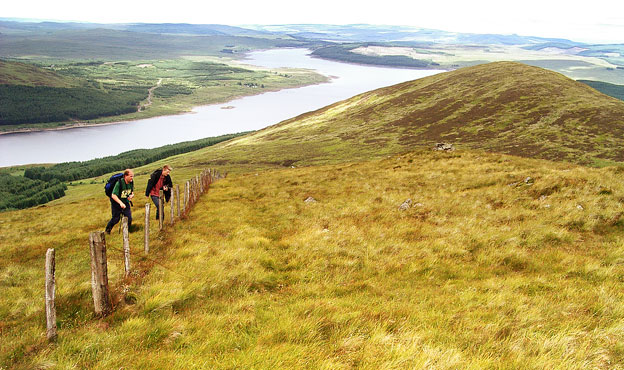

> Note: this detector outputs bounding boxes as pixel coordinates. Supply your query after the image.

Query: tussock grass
[3,148,624,368]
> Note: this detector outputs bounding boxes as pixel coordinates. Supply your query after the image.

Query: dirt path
[138,78,162,112]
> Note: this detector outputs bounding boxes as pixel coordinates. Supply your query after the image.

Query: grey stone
[434,143,455,151]
[398,199,412,211]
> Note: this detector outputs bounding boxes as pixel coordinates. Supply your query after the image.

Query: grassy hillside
[2,62,624,368]
[204,62,624,168]
[0,60,76,86]
[2,149,624,368]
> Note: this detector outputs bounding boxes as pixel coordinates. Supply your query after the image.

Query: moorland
[2,58,624,368]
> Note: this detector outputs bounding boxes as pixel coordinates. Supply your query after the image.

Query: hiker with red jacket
[105,169,135,234]
[145,165,173,220]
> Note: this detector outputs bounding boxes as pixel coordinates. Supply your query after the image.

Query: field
[2,146,624,368]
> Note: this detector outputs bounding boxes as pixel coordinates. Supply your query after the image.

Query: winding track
[138,78,163,112]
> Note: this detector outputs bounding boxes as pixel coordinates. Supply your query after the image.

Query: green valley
[0,21,327,132]
[0,58,327,132]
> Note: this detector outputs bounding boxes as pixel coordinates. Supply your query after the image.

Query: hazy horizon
[3,0,623,44]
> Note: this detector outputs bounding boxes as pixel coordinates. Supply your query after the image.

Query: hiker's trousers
[150,195,163,220]
[106,199,132,231]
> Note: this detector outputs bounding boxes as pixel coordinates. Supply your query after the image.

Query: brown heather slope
[207,61,624,168]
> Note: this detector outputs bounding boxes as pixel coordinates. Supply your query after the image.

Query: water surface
[0,49,440,167]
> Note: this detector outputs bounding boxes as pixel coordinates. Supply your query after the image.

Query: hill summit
[219,62,624,167]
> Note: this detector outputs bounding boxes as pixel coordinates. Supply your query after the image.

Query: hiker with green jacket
[105,169,135,234]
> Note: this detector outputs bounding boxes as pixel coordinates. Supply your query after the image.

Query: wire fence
[45,168,226,339]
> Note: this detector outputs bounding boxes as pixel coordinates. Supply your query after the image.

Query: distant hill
[246,24,567,45]
[124,23,274,38]
[0,20,275,38]
[212,62,624,167]
[0,22,313,60]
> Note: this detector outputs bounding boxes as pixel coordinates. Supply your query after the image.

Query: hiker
[145,165,173,220]
[105,169,135,234]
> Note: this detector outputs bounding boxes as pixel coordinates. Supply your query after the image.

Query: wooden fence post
[185,181,190,210]
[189,179,193,206]
[45,248,57,342]
[144,203,150,254]
[159,190,164,230]
[170,188,174,225]
[176,184,180,218]
[122,216,131,278]
[182,182,187,215]
[192,178,195,204]
[89,231,112,317]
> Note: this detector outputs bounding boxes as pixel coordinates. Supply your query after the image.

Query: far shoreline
[0,111,191,136]
[0,47,331,137]
[0,74,330,137]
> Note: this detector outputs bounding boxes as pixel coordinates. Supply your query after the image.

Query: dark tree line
[24,132,247,182]
[578,80,624,101]
[312,44,432,68]
[0,174,67,210]
[0,85,148,125]
[2,132,247,211]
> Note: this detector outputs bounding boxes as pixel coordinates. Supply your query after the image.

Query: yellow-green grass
[2,148,624,368]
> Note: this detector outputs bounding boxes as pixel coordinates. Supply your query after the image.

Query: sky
[3,0,623,44]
